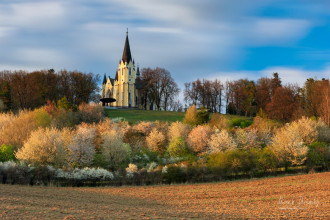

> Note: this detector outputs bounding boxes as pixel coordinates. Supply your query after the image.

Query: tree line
[0,69,100,111]
[184,73,329,125]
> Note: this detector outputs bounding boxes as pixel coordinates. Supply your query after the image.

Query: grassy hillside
[104,108,253,124]
[104,109,185,123]
[1,172,328,219]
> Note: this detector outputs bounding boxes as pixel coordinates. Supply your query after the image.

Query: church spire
[102,74,107,85]
[122,29,132,64]
[136,64,140,77]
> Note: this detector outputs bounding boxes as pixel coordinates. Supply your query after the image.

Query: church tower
[113,30,137,107]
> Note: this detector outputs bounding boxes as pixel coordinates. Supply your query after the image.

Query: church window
[129,67,131,75]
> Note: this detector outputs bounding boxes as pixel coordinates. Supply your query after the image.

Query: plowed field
[1,172,329,219]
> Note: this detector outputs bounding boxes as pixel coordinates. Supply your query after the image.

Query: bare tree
[141,67,179,110]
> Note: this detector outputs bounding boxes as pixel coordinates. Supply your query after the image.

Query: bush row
[1,142,328,187]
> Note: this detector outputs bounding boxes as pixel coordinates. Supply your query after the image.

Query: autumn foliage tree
[266,86,297,121]
[302,78,330,126]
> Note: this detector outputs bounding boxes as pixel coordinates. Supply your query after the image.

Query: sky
[0,0,330,93]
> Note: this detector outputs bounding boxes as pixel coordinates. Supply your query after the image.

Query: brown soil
[0,172,329,219]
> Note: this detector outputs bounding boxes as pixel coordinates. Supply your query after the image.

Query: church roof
[115,71,118,81]
[102,74,107,85]
[122,31,132,63]
[108,76,115,85]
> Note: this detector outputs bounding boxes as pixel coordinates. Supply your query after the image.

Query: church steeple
[136,64,140,77]
[102,74,107,85]
[122,29,132,64]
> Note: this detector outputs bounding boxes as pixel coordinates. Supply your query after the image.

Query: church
[101,31,153,109]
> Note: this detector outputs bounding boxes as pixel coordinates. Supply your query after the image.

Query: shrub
[167,137,188,157]
[33,107,52,128]
[126,163,138,178]
[207,152,232,176]
[162,164,186,184]
[111,117,126,123]
[251,116,281,132]
[270,117,318,166]
[67,125,96,168]
[306,142,329,170]
[51,109,80,129]
[16,127,67,168]
[78,102,104,124]
[0,112,16,132]
[315,120,330,143]
[57,96,73,111]
[146,128,167,155]
[101,130,130,169]
[95,118,114,149]
[132,121,155,135]
[235,128,260,150]
[117,120,131,135]
[231,118,252,128]
[208,130,237,153]
[155,120,169,135]
[0,110,38,150]
[183,104,197,126]
[56,167,114,182]
[250,116,280,147]
[208,149,259,177]
[92,153,108,168]
[187,125,213,155]
[123,129,146,153]
[196,106,210,125]
[255,147,278,173]
[33,166,57,186]
[209,113,230,130]
[147,162,158,172]
[0,161,33,185]
[0,144,15,162]
[44,100,57,116]
[168,121,190,141]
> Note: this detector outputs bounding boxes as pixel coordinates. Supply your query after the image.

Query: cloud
[206,65,330,86]
[0,26,15,38]
[137,27,183,34]
[245,18,311,46]
[0,2,66,31]
[261,66,330,85]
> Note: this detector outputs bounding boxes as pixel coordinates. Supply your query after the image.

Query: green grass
[104,109,185,124]
[104,108,254,124]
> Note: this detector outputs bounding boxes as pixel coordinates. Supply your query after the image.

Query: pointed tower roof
[136,64,140,77]
[102,74,107,84]
[115,71,118,81]
[122,29,132,64]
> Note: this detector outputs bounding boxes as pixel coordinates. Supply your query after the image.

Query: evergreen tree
[196,106,210,125]
[0,81,12,112]
[270,73,282,96]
